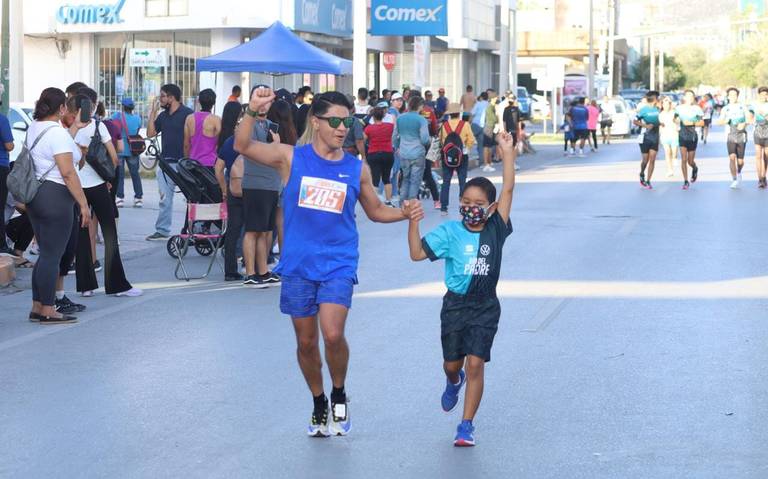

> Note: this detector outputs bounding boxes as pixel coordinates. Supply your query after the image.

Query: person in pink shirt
[184,89,222,168]
[587,99,601,151]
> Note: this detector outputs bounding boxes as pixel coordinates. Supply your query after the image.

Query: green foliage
[629,55,687,90]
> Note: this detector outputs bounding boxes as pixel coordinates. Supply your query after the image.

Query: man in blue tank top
[235,88,423,438]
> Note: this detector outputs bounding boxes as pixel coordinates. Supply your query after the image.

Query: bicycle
[140,134,161,171]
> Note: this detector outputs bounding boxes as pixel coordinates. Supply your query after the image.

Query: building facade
[15,0,354,119]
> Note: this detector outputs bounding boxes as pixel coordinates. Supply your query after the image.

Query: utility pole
[1,0,10,115]
[607,0,616,96]
[658,46,664,92]
[499,0,510,93]
[511,1,517,93]
[649,37,655,90]
[588,0,594,99]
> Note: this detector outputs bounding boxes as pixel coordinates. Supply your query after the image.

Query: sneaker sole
[40,319,79,325]
[308,427,330,438]
[329,421,351,436]
[454,439,475,447]
[244,283,269,289]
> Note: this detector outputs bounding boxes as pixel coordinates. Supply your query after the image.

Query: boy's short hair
[646,90,660,101]
[464,177,497,203]
[726,87,740,96]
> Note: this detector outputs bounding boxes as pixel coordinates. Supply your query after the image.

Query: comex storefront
[19,0,353,120]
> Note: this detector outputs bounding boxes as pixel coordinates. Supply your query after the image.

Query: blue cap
[376,101,389,108]
[121,97,135,107]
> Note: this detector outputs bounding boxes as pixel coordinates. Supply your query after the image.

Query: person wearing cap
[436,88,449,119]
[111,97,143,208]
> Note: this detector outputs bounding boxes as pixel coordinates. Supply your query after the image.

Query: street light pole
[588,0,595,99]
[607,0,616,96]
[1,0,10,115]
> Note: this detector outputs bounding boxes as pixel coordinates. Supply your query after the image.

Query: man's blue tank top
[274,144,362,281]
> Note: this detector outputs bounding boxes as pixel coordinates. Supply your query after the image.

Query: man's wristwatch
[245,106,259,118]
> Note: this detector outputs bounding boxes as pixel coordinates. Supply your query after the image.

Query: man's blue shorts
[280,276,356,318]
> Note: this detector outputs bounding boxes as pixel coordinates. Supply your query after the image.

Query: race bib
[637,132,644,144]
[298,176,348,214]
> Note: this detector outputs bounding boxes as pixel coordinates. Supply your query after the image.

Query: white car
[597,97,632,137]
[7,103,34,163]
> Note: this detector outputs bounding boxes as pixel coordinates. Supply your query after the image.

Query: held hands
[249,87,276,114]
[401,199,425,222]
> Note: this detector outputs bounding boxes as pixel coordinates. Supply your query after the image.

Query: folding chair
[174,202,228,281]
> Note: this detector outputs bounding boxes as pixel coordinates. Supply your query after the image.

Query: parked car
[516,87,532,120]
[7,103,34,164]
[662,91,682,104]
[619,89,647,104]
[597,96,633,137]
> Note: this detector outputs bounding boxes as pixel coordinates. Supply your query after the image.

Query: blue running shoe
[307,402,330,437]
[329,398,351,436]
[441,369,466,412]
[454,420,476,447]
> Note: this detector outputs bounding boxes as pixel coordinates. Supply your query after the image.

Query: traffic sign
[129,48,167,68]
[383,52,397,71]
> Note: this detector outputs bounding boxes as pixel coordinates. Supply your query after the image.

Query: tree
[674,45,713,87]
[630,55,687,90]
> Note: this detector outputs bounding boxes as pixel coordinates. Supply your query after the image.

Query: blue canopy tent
[196,21,352,75]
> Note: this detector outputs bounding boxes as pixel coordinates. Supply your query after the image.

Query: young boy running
[407,131,516,447]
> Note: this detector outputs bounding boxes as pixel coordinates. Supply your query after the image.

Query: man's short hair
[726,87,740,96]
[466,85,473,92]
[408,96,424,112]
[232,85,241,94]
[357,87,368,100]
[646,90,660,101]
[298,86,312,97]
[65,81,88,96]
[759,86,768,95]
[161,83,182,102]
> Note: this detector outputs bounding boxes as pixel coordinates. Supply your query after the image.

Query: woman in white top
[69,90,142,298]
[25,87,90,324]
[658,96,680,178]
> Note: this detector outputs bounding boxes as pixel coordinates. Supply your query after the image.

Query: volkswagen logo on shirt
[480,244,491,256]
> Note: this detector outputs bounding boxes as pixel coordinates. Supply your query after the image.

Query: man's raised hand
[249,87,275,113]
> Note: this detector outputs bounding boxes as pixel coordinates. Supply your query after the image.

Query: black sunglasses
[315,115,355,129]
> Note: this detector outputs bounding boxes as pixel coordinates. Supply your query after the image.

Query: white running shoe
[308,403,330,437]
[738,173,743,183]
[329,399,351,436]
[730,179,740,189]
[116,288,143,297]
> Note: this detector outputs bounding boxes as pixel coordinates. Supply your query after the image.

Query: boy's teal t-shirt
[422,213,512,295]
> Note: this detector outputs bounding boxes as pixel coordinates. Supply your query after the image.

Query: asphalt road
[1,129,767,478]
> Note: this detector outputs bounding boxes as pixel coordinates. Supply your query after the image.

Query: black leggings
[224,195,245,276]
[6,213,34,253]
[422,160,439,201]
[588,129,598,149]
[368,152,394,186]
[75,183,132,294]
[26,181,75,306]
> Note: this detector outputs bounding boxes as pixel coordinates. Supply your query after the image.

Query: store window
[146,0,188,17]
[95,31,209,125]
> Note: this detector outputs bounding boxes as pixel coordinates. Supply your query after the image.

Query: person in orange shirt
[438,103,476,215]
[227,85,242,103]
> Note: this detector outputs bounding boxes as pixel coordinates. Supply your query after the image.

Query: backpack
[441,121,465,168]
[85,120,116,181]
[121,112,147,155]
[6,125,57,204]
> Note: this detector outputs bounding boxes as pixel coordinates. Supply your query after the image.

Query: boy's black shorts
[440,291,501,363]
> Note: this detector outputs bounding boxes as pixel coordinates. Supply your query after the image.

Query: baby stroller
[157,158,227,280]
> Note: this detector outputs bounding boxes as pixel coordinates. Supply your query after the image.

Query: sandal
[15,258,35,268]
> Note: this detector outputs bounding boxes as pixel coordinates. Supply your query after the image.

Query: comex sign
[57,0,125,25]
[295,0,352,37]
[369,0,447,36]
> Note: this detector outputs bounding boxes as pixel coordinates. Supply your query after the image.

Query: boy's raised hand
[496,131,515,153]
